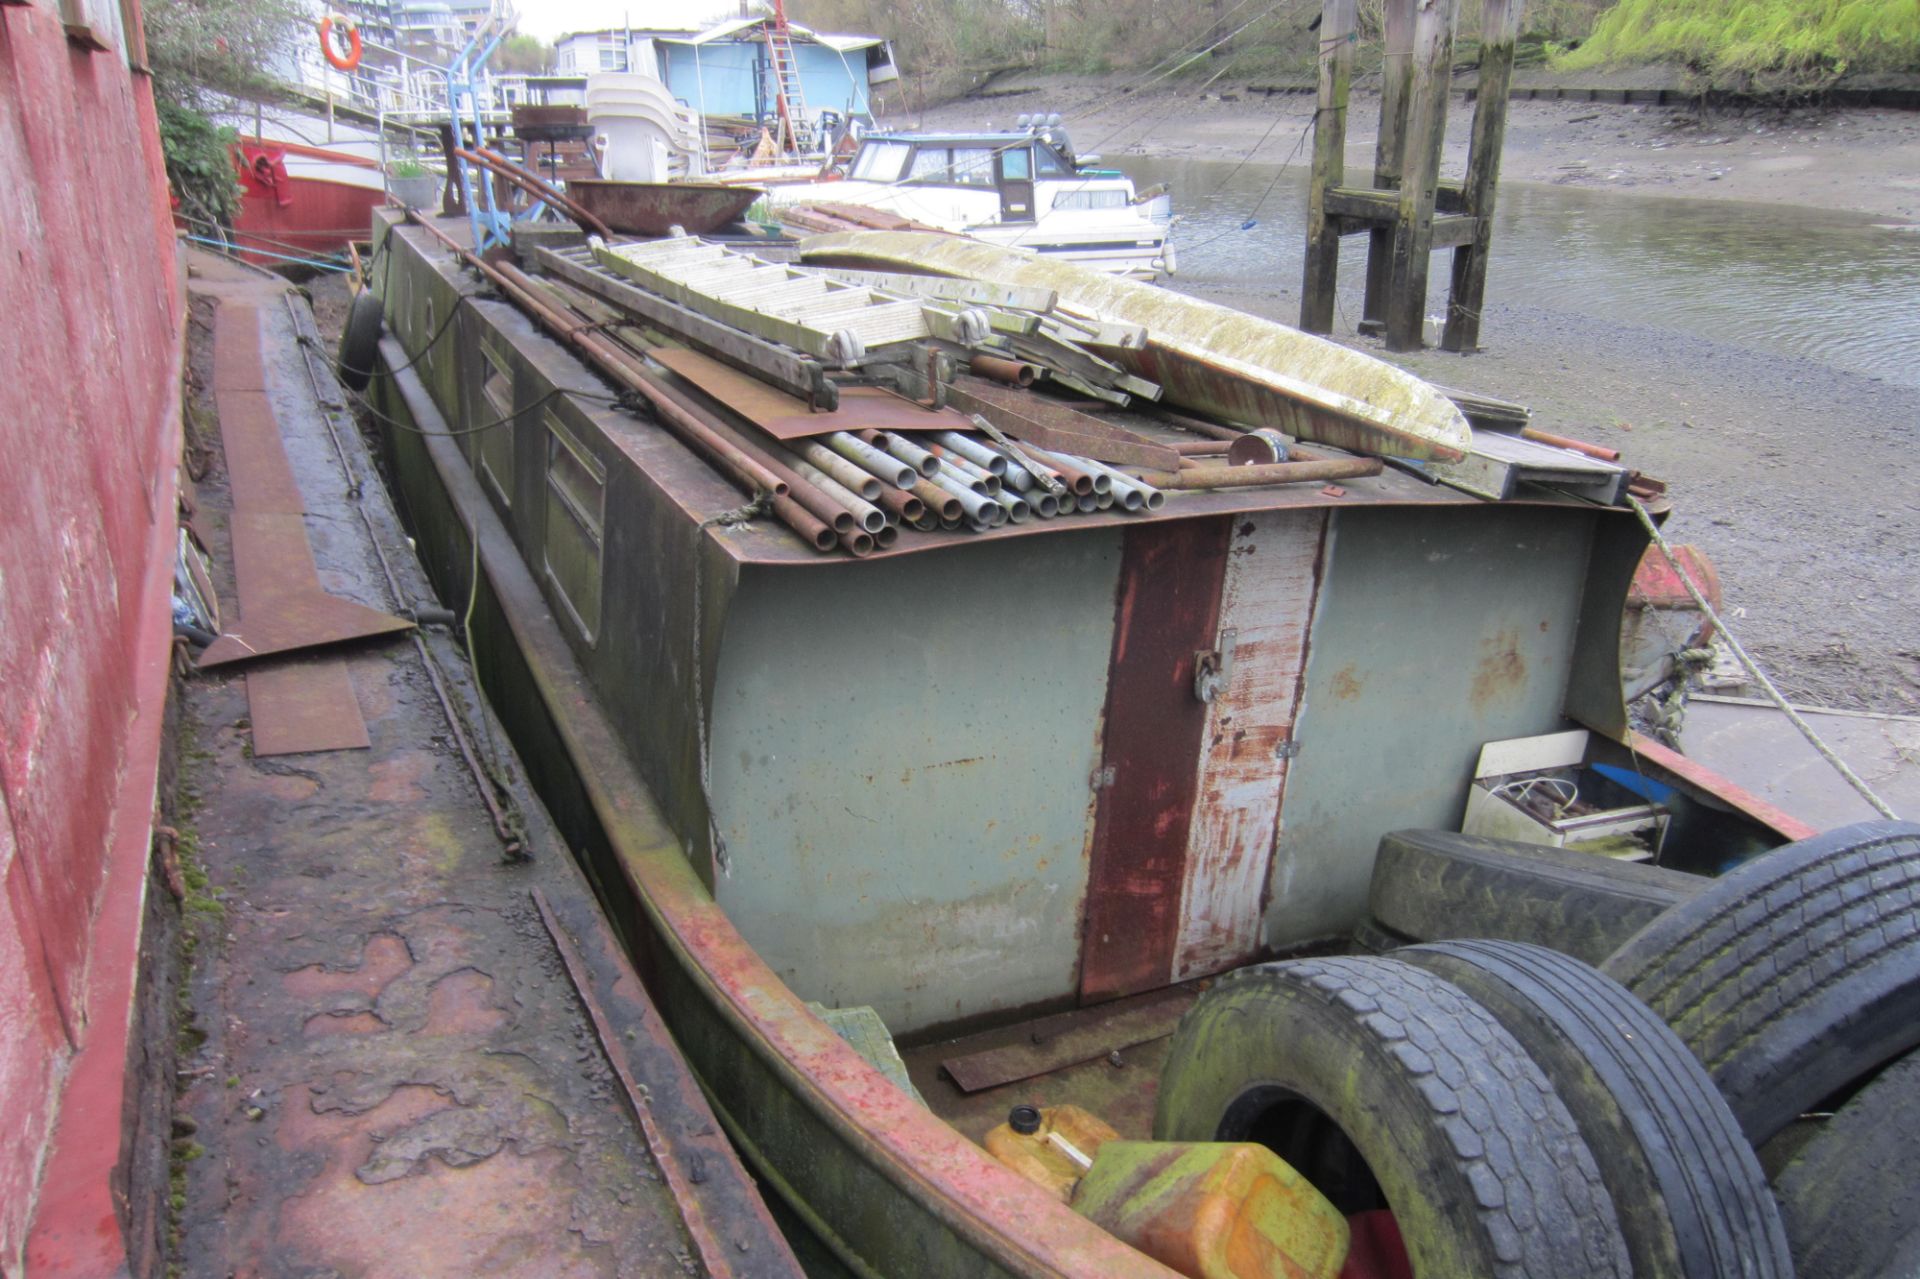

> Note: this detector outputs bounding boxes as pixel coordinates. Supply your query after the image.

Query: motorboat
[753,117,1176,278]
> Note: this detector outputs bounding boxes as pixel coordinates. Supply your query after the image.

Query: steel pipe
[782,450,888,533]
[826,432,917,489]
[909,479,964,522]
[928,468,1004,525]
[870,484,927,524]
[1025,488,1061,518]
[929,430,1009,476]
[1075,492,1098,513]
[938,453,1001,495]
[992,488,1032,523]
[859,429,940,478]
[1075,455,1165,511]
[968,353,1040,387]
[790,439,888,499]
[1023,446,1106,495]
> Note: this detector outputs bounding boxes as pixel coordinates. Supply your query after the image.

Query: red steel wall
[0,0,182,1266]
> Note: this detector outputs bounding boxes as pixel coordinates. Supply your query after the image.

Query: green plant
[157,97,243,226]
[1557,0,1920,86]
[387,152,431,179]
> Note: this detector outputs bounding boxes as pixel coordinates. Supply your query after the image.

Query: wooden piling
[1361,0,1415,333]
[1384,0,1459,352]
[1299,0,1356,336]
[1441,0,1523,352]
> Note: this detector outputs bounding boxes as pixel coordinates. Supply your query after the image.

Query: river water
[1132,155,1920,389]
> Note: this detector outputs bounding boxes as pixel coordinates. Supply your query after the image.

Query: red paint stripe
[1627,731,1820,842]
[1081,517,1232,1003]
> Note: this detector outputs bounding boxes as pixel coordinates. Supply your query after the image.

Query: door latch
[1194,628,1237,704]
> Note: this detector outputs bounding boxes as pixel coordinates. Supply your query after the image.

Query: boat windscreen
[951,147,995,186]
[851,140,910,182]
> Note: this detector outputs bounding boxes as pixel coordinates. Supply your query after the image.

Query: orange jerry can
[1072,1141,1350,1279]
[983,1104,1120,1202]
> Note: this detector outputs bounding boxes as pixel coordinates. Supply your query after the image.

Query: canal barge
[361,207,1916,1278]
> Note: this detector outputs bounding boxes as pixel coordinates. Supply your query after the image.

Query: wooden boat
[799,230,1474,463]
[366,209,1842,1277]
[565,181,767,236]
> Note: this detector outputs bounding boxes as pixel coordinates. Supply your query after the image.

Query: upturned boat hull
[797,231,1473,462]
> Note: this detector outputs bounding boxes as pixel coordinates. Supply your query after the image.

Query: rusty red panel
[1080,516,1232,1004]
[0,1,187,1266]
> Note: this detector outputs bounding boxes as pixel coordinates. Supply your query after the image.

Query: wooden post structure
[1360,0,1415,333]
[1384,0,1459,351]
[1299,0,1356,336]
[1442,0,1522,351]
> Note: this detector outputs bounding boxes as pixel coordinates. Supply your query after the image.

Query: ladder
[765,0,809,153]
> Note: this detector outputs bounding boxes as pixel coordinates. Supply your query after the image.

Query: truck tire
[1603,819,1920,1144]
[336,288,384,392]
[1370,829,1703,964]
[1771,1047,1920,1278]
[1155,957,1631,1279]
[1351,914,1412,954]
[1401,940,1791,1279]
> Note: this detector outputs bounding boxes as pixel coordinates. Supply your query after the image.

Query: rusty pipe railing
[453,147,613,239]
[1139,457,1384,489]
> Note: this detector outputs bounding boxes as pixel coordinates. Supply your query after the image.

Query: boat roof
[860,131,1056,147]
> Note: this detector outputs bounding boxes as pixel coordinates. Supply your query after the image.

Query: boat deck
[171,253,797,1277]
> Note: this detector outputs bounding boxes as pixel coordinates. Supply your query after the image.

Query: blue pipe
[182,235,351,271]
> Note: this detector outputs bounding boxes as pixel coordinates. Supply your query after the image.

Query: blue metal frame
[447,19,511,253]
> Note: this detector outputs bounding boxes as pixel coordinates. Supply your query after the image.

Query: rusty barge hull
[366,211,1805,1277]
[796,231,1475,463]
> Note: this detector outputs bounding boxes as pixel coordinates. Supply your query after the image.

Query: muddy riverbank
[905,82,1920,715]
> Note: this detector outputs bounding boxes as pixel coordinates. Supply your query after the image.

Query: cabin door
[1080,510,1328,1003]
[996,147,1036,222]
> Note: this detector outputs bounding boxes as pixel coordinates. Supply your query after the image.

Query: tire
[1603,819,1920,1144]
[336,288,384,392]
[1401,939,1792,1279]
[1370,828,1704,964]
[1351,914,1412,954]
[1771,1047,1920,1278]
[1154,957,1631,1279]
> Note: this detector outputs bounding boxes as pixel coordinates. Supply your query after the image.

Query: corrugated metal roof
[660,17,883,52]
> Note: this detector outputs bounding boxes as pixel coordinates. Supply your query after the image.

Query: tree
[142,0,305,225]
[494,33,555,74]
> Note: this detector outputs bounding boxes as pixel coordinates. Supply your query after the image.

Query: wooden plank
[1442,0,1525,352]
[1387,0,1461,351]
[940,988,1197,1093]
[650,345,974,440]
[1300,0,1356,335]
[944,377,1181,470]
[1363,0,1416,328]
[1172,509,1327,981]
[246,657,370,755]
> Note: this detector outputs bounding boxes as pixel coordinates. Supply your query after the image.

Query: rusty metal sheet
[945,377,1182,470]
[199,513,411,668]
[216,390,305,513]
[651,345,974,440]
[1080,517,1232,1003]
[245,658,370,755]
[532,886,804,1279]
[212,303,265,391]
[1171,509,1327,982]
[940,987,1197,1093]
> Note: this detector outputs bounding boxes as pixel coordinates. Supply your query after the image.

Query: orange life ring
[318,16,362,72]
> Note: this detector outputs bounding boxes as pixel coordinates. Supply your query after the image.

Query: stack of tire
[1157,820,1920,1277]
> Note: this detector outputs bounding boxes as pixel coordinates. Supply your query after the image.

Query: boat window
[477,334,515,507]
[1035,145,1070,177]
[851,140,910,182]
[1000,147,1032,181]
[543,407,605,641]
[1051,188,1129,211]
[907,147,951,183]
[951,147,995,187]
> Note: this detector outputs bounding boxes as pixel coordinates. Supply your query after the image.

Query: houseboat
[359,208,1915,1278]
